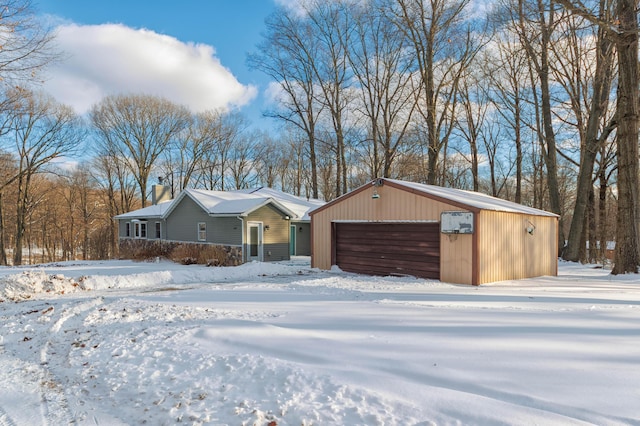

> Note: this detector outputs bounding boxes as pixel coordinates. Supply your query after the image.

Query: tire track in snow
[0,406,18,426]
[0,318,19,426]
[38,297,105,426]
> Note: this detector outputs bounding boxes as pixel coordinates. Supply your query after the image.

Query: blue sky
[35,0,286,131]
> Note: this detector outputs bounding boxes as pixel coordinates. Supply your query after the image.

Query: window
[198,222,206,241]
[155,222,161,239]
[125,222,131,237]
[134,221,147,239]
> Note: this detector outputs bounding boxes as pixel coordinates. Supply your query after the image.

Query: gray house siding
[118,219,164,240]
[210,217,243,246]
[293,222,311,256]
[165,195,243,246]
[166,197,212,242]
[153,221,164,239]
[119,220,129,238]
[115,188,319,263]
[246,204,290,261]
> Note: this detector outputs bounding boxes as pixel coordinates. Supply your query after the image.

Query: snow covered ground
[0,257,638,426]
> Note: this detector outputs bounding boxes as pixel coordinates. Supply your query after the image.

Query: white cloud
[42,23,257,114]
[273,0,308,15]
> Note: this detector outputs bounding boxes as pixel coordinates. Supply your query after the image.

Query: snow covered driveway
[0,259,639,425]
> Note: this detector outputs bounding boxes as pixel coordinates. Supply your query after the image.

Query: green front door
[289,225,296,256]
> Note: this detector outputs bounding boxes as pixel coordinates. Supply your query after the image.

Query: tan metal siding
[440,234,473,284]
[477,211,558,283]
[311,184,473,283]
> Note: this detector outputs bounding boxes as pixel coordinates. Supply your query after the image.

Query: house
[310,178,558,285]
[115,185,324,263]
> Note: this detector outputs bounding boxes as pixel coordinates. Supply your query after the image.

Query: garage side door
[334,222,440,279]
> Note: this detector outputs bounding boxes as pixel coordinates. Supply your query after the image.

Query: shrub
[118,239,176,261]
[118,239,240,266]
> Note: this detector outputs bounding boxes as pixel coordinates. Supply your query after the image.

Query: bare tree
[596,141,616,262]
[0,0,57,87]
[304,0,355,196]
[349,0,419,179]
[610,0,639,273]
[454,67,491,192]
[391,0,480,185]
[90,94,191,207]
[4,89,83,265]
[91,143,138,258]
[0,151,17,264]
[192,111,226,191]
[0,0,58,264]
[249,6,323,198]
[550,3,616,262]
[159,110,234,194]
[482,27,530,203]
[217,111,250,191]
[253,132,284,188]
[511,0,567,253]
[279,128,310,197]
[557,0,639,273]
[64,165,100,260]
[228,135,258,190]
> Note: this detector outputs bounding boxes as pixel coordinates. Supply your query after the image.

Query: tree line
[0,0,638,274]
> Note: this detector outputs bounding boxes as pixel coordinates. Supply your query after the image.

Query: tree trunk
[335,138,342,197]
[309,133,319,199]
[564,145,598,260]
[14,191,26,265]
[426,103,438,185]
[611,0,640,275]
[587,187,597,263]
[562,32,613,262]
[520,0,564,253]
[0,192,6,266]
[611,0,640,273]
[598,163,608,262]
[514,96,522,204]
[539,39,565,255]
[341,138,348,194]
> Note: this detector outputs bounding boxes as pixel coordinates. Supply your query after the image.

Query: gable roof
[235,187,325,221]
[163,188,299,219]
[114,200,172,219]
[388,179,558,217]
[116,187,310,221]
[310,178,559,218]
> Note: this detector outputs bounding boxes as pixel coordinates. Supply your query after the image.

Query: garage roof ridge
[310,178,558,218]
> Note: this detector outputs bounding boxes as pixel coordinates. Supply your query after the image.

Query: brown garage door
[334,222,440,279]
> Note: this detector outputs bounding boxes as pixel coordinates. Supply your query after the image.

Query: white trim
[246,221,263,262]
[133,221,147,239]
[197,222,207,242]
[290,224,297,256]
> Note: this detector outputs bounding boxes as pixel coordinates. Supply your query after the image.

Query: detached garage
[310,178,558,285]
